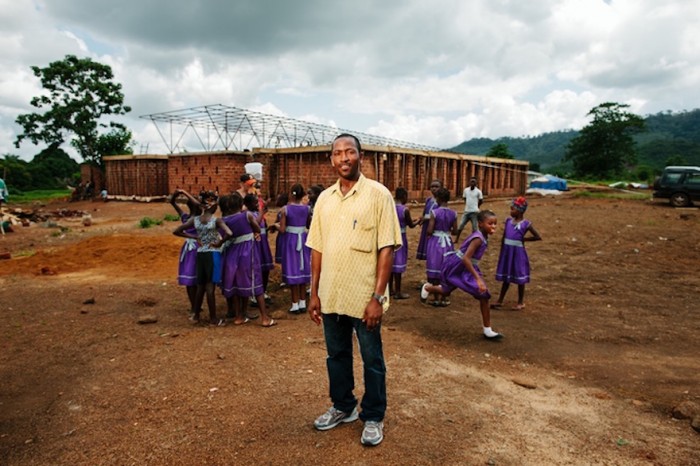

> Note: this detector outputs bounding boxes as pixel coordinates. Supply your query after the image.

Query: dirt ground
[0,193,698,465]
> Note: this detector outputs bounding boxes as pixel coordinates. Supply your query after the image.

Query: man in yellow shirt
[306,133,402,446]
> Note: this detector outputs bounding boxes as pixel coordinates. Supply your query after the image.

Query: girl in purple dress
[280,184,311,314]
[173,191,231,326]
[415,179,441,260]
[170,189,202,314]
[270,193,289,267]
[219,194,276,327]
[244,194,274,304]
[492,196,541,311]
[391,187,420,299]
[420,210,503,340]
[425,188,458,306]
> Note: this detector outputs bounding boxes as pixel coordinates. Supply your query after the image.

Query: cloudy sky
[2,0,699,160]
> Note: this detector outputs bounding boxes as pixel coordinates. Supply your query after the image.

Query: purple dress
[392,204,409,274]
[274,210,284,264]
[221,212,263,298]
[416,197,437,260]
[177,213,198,286]
[439,230,491,300]
[425,207,457,280]
[495,217,531,284]
[256,212,274,272]
[281,204,311,285]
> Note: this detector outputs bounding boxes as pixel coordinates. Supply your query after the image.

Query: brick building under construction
[103,105,528,201]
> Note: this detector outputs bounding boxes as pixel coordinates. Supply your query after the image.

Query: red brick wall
[103,158,168,197]
[105,150,528,202]
[167,152,252,197]
[266,151,336,198]
[264,151,383,199]
[80,164,105,194]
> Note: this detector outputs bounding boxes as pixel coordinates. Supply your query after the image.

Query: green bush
[138,217,163,228]
[163,213,180,222]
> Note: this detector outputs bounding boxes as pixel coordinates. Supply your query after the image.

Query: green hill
[450,109,700,173]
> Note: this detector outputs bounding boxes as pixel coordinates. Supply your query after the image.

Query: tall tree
[95,124,135,157]
[565,102,645,178]
[486,142,514,159]
[14,55,132,166]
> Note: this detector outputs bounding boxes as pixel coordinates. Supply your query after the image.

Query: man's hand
[362,299,383,331]
[308,295,322,325]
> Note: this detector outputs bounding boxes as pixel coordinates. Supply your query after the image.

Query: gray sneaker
[361,420,384,446]
[313,406,358,431]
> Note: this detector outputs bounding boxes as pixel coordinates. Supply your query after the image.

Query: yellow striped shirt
[306,174,402,318]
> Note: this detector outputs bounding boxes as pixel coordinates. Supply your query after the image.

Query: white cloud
[1,0,699,162]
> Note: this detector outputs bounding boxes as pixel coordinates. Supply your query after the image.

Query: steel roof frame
[140,104,443,153]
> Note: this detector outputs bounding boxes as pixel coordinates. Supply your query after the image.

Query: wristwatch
[371,293,387,305]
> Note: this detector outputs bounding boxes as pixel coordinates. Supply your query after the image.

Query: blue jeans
[459,211,478,233]
[322,313,386,422]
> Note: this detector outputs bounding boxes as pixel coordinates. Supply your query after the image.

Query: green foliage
[486,143,514,159]
[0,155,33,191]
[641,108,700,141]
[31,144,79,187]
[565,102,646,178]
[163,213,180,222]
[620,109,700,169]
[450,108,700,175]
[451,131,578,168]
[544,160,574,179]
[9,189,73,203]
[138,217,163,228]
[572,190,649,200]
[664,154,688,166]
[637,138,699,168]
[633,164,654,182]
[14,55,132,166]
[2,146,79,191]
[95,124,134,156]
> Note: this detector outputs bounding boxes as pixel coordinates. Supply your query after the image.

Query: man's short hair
[240,173,253,183]
[333,133,362,153]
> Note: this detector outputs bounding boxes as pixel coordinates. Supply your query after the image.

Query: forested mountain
[450,109,700,173]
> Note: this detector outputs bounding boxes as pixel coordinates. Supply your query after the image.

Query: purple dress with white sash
[256,212,274,272]
[221,212,263,298]
[416,197,437,260]
[177,213,198,286]
[439,230,491,299]
[281,204,311,285]
[495,217,531,284]
[425,207,456,280]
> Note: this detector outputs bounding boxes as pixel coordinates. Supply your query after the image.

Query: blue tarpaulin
[530,175,568,191]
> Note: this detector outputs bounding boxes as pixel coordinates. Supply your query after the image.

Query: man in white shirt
[455,177,483,243]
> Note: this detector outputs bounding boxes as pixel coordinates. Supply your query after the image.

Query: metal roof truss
[141,104,442,153]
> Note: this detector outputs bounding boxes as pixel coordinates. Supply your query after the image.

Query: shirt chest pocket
[350,212,376,253]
